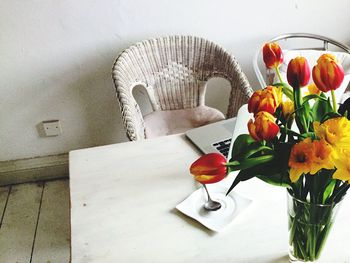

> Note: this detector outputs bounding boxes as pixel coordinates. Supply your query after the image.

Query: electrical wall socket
[42,120,62,137]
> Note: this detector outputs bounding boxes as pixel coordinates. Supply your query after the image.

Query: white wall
[1,0,350,161]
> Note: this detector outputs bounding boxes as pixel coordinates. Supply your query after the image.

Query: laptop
[185,104,251,159]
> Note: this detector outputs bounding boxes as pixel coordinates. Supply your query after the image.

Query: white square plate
[176,184,252,232]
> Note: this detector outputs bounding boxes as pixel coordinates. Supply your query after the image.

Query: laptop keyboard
[212,138,231,158]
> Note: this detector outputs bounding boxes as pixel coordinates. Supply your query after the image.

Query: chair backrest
[112,35,252,141]
[253,33,350,88]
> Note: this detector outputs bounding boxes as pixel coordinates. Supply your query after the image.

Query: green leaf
[311,97,334,122]
[257,173,290,187]
[229,134,255,161]
[323,179,336,203]
[238,145,274,160]
[320,111,342,123]
[328,181,350,204]
[256,142,293,187]
[302,94,328,104]
[226,169,256,195]
[227,158,290,196]
[227,155,275,171]
[226,153,276,195]
[226,141,293,194]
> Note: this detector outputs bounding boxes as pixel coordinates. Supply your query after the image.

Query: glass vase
[287,191,342,262]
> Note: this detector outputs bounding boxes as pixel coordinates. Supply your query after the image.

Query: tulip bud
[190,153,227,184]
[248,111,280,141]
[287,56,311,89]
[248,86,282,115]
[312,53,344,92]
[263,42,283,69]
[281,100,294,119]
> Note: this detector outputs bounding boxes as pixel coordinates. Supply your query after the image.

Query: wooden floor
[0,179,70,263]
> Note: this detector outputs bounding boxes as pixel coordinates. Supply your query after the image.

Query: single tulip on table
[189,147,278,211]
[190,153,227,184]
[190,153,227,211]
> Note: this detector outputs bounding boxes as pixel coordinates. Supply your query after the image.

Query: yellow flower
[313,117,350,157]
[289,138,314,182]
[309,139,334,174]
[281,99,294,119]
[289,138,334,182]
[333,151,350,181]
[307,83,321,95]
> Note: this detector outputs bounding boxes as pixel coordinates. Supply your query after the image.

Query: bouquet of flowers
[190,42,350,262]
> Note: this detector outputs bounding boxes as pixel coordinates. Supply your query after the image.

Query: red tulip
[287,56,311,89]
[248,111,280,141]
[263,42,284,69]
[190,153,227,184]
[248,86,282,115]
[312,54,344,92]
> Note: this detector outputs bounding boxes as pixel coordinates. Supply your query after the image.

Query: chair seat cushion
[144,106,225,138]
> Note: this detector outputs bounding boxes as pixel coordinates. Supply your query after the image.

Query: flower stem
[331,89,337,112]
[275,66,284,83]
[293,88,307,133]
[283,127,306,138]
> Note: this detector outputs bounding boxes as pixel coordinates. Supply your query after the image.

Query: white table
[69,134,350,263]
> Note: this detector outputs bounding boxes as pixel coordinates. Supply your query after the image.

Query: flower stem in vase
[287,192,341,262]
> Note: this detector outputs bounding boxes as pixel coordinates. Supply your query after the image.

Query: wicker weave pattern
[112,36,253,141]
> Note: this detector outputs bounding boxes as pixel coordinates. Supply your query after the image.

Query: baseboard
[0,154,69,186]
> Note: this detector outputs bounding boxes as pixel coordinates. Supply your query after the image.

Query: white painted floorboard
[31,180,70,263]
[0,183,43,263]
[0,179,70,263]
[0,186,10,225]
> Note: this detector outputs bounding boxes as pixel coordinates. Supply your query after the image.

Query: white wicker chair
[112,36,253,141]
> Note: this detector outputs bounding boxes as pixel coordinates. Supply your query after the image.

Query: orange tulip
[248,86,282,115]
[190,153,227,184]
[287,56,310,88]
[248,111,280,141]
[312,54,344,92]
[263,42,283,69]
